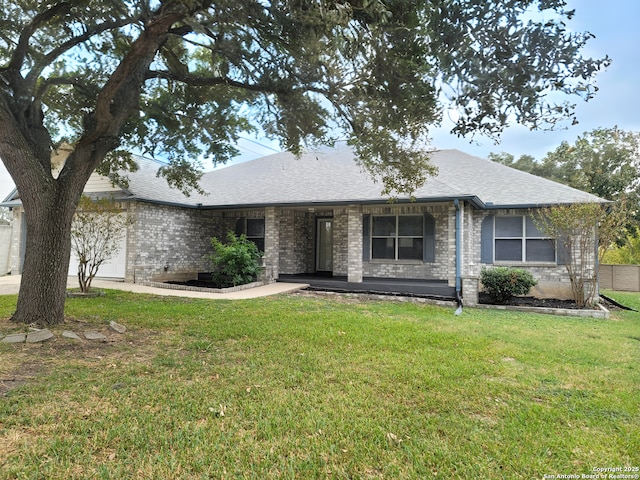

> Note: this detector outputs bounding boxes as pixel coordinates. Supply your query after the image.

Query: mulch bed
[478,293,622,310]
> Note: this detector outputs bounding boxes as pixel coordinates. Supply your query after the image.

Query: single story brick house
[2,142,604,304]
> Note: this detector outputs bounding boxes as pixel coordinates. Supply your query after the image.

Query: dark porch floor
[278,274,456,300]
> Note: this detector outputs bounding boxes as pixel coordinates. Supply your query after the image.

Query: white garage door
[68,234,127,279]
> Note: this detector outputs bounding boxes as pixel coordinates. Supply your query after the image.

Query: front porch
[278,274,456,300]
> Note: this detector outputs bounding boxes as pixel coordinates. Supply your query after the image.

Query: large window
[494,216,555,262]
[236,217,265,252]
[371,215,424,260]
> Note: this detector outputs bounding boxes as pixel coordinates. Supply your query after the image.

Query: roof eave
[481,199,611,210]
[1,188,19,204]
[131,194,486,210]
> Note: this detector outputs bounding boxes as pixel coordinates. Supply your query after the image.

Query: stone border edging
[144,280,265,294]
[471,302,610,319]
[296,290,610,319]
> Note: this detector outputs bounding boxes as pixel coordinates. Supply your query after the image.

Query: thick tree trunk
[8,143,103,326]
[11,197,77,326]
[1,6,186,326]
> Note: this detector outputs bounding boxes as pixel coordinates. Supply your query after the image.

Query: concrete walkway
[0,275,309,299]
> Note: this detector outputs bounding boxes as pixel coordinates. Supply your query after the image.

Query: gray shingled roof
[2,143,605,208]
[123,142,604,209]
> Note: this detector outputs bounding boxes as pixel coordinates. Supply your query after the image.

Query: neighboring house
[1,142,605,304]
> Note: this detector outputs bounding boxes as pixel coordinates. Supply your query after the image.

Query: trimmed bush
[208,232,263,288]
[480,267,538,304]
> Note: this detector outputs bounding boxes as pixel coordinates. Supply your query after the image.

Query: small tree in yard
[71,196,132,294]
[534,202,628,308]
[208,232,263,288]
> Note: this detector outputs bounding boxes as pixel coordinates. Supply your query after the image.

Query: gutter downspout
[454,199,463,315]
[594,225,600,305]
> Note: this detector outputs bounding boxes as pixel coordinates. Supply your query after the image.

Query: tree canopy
[489,127,640,204]
[1,0,609,195]
[0,0,609,326]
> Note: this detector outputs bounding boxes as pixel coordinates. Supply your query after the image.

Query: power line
[237,136,280,154]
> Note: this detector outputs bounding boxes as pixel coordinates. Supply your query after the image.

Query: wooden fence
[599,264,640,292]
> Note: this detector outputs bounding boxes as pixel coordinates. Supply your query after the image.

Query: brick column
[447,204,456,287]
[264,207,280,280]
[347,205,363,283]
[462,276,479,305]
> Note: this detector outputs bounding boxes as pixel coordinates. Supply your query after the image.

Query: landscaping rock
[1,333,27,343]
[26,329,54,343]
[84,331,106,341]
[109,321,126,334]
[66,290,105,298]
[62,330,82,340]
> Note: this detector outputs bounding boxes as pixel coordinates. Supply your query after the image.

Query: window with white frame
[371,215,424,260]
[494,216,555,262]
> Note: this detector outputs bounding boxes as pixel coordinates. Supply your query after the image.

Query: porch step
[278,275,456,300]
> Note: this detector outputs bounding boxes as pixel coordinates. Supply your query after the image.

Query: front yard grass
[0,291,638,479]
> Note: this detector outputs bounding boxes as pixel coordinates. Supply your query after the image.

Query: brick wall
[347,206,363,282]
[278,209,314,275]
[264,207,279,280]
[9,199,592,303]
[128,203,266,283]
[128,203,213,282]
[361,203,450,280]
[469,208,586,300]
[332,208,348,276]
[127,203,316,283]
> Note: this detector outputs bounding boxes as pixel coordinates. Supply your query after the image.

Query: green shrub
[208,232,263,287]
[480,267,537,304]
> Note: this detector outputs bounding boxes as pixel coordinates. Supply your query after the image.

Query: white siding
[84,173,121,193]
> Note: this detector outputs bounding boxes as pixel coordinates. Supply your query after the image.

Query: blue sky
[428,0,640,161]
[2,0,639,201]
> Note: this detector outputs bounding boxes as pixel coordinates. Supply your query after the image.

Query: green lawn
[0,291,638,479]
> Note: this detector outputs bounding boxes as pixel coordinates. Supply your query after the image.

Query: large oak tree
[1,0,608,326]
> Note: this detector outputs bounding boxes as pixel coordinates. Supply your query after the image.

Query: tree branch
[82,9,187,144]
[25,15,142,89]
[32,76,91,108]
[6,2,72,73]
[147,69,256,90]
[146,69,328,98]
